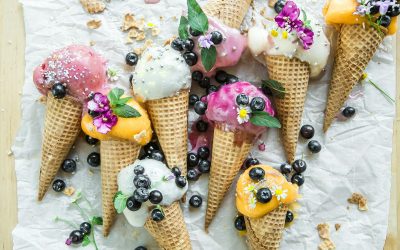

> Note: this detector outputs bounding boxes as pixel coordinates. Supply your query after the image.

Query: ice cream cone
[38,93,82,201]
[146,90,189,174]
[323,24,386,132]
[203,0,253,29]
[244,204,288,250]
[144,201,192,250]
[80,0,106,14]
[265,55,310,164]
[100,139,141,237]
[205,124,254,231]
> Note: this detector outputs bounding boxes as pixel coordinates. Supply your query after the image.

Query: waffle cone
[80,0,106,14]
[265,56,310,164]
[203,0,252,29]
[205,124,254,231]
[100,139,141,237]
[38,93,82,201]
[146,90,189,174]
[323,24,385,132]
[144,201,192,250]
[245,205,288,250]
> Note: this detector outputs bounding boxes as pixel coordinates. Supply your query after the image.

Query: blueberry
[126,196,142,211]
[80,222,92,236]
[88,110,100,118]
[187,153,199,167]
[194,101,207,115]
[134,165,145,175]
[244,158,260,170]
[134,187,150,202]
[199,77,211,88]
[256,188,272,203]
[280,163,292,175]
[226,74,239,84]
[182,39,195,51]
[285,210,294,223]
[183,51,198,66]
[149,190,163,204]
[370,5,379,15]
[378,15,391,28]
[249,167,265,181]
[171,167,181,177]
[210,31,223,45]
[342,107,356,118]
[189,94,200,106]
[250,97,266,111]
[175,176,187,188]
[135,247,147,250]
[192,71,203,82]
[151,208,165,222]
[234,216,246,231]
[187,169,200,181]
[207,85,218,94]
[196,120,208,132]
[69,230,84,244]
[85,135,99,145]
[133,174,151,189]
[189,195,203,208]
[198,146,210,159]
[150,150,164,162]
[144,142,159,155]
[87,152,100,167]
[51,83,66,99]
[274,0,286,13]
[236,94,249,106]
[52,179,66,192]
[292,159,307,174]
[300,125,315,139]
[125,52,139,66]
[387,5,400,17]
[171,38,184,51]
[291,173,305,186]
[198,159,211,173]
[189,27,202,37]
[308,140,322,154]
[61,159,76,173]
[215,70,227,83]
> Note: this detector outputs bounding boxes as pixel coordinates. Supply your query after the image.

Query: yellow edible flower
[282,31,288,39]
[271,30,279,37]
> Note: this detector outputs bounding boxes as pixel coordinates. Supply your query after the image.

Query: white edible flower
[271,185,288,201]
[236,106,251,124]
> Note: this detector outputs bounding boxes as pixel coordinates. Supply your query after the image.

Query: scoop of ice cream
[323,0,397,35]
[117,159,188,227]
[205,82,275,136]
[236,165,299,218]
[191,17,247,75]
[81,94,152,145]
[33,45,108,101]
[132,46,191,101]
[248,4,330,78]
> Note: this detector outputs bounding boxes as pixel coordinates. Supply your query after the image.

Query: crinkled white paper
[13,0,395,249]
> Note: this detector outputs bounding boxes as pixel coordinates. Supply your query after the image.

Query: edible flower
[374,0,396,15]
[248,195,257,209]
[107,68,119,82]
[297,27,314,50]
[87,92,110,113]
[93,110,118,134]
[271,185,288,201]
[275,1,303,32]
[237,106,252,124]
[198,33,214,49]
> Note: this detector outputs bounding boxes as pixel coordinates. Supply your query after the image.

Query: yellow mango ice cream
[236,165,299,218]
[323,0,397,35]
[81,90,152,145]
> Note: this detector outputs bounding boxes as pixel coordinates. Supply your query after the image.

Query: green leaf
[91,216,103,225]
[108,88,124,105]
[201,46,217,72]
[114,191,128,214]
[82,235,91,247]
[262,79,286,99]
[178,16,189,40]
[115,97,132,106]
[250,111,281,128]
[187,0,208,33]
[112,105,141,118]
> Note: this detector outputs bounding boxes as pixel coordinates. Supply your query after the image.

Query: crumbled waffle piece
[80,0,105,14]
[63,187,76,196]
[334,224,341,231]
[348,193,368,211]
[87,19,102,29]
[317,223,336,250]
[122,13,136,31]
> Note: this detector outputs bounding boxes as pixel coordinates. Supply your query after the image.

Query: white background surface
[12,0,396,249]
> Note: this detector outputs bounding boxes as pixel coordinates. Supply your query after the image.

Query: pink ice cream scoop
[205,82,275,136]
[33,45,108,101]
[191,17,247,76]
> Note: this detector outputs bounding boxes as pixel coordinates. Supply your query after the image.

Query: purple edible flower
[275,1,304,31]
[354,5,369,16]
[87,93,110,113]
[374,0,396,15]
[93,110,118,134]
[198,33,214,49]
[297,26,314,50]
[65,238,72,246]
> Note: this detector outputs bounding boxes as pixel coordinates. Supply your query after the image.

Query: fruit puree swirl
[33,45,108,101]
[236,165,299,218]
[205,82,275,136]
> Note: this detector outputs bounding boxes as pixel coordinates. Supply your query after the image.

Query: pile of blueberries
[299,125,322,154]
[66,222,92,245]
[139,141,165,162]
[187,146,211,181]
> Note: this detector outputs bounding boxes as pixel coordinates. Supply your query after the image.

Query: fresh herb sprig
[107,88,141,118]
[262,79,286,99]
[250,111,282,128]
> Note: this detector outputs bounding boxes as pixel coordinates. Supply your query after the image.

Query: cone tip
[38,191,45,201]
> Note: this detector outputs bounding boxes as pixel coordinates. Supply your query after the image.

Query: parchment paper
[13,0,396,249]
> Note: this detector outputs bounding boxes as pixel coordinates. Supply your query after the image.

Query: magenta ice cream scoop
[205,82,275,136]
[33,45,108,101]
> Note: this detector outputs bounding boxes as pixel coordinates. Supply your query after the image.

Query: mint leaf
[187,0,208,33]
[112,105,141,118]
[108,88,124,105]
[91,216,103,225]
[201,46,217,72]
[179,16,189,40]
[115,97,132,106]
[114,191,128,213]
[82,235,91,247]
[250,111,281,128]
[262,79,286,99]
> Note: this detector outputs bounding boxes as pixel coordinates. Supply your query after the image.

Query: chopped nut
[136,32,146,41]
[63,187,76,196]
[89,40,96,46]
[87,19,102,29]
[80,0,105,14]
[348,193,368,211]
[317,223,330,240]
[334,224,341,231]
[133,47,144,55]
[151,27,160,36]
[144,39,153,48]
[128,29,139,38]
[122,13,136,31]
